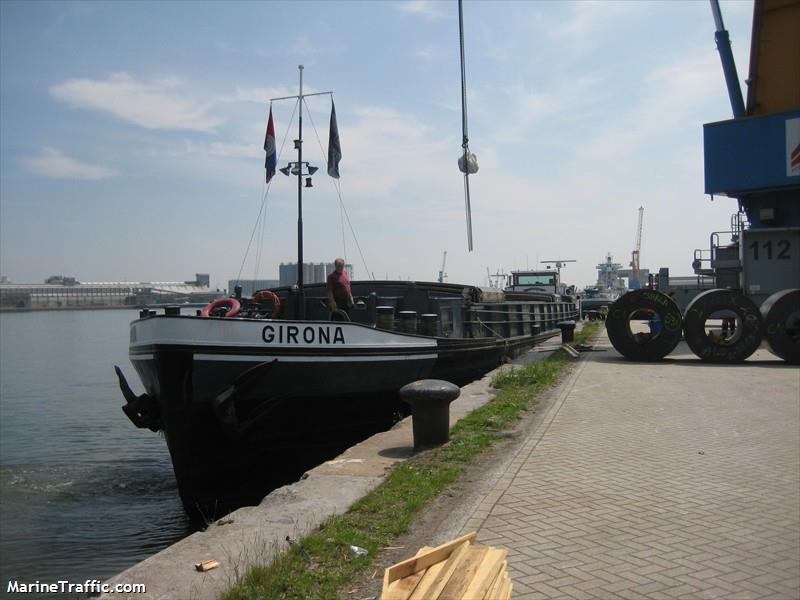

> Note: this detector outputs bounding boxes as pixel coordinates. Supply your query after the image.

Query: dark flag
[327,100,342,178]
[264,106,276,183]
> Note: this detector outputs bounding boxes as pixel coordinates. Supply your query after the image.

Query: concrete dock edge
[101,335,570,599]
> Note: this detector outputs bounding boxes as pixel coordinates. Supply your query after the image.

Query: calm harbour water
[0,309,194,594]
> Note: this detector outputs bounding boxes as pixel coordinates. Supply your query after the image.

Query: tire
[761,289,800,365]
[605,290,683,361]
[683,289,763,363]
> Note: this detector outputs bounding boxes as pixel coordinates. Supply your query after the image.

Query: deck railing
[466,301,578,339]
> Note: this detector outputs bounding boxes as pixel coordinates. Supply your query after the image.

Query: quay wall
[99,372,503,599]
[100,332,569,600]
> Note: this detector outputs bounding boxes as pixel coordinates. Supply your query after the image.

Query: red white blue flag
[264,106,276,183]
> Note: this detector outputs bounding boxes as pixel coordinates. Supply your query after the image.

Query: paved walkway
[459,332,799,599]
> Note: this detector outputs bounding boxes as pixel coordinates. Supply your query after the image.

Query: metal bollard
[376,306,395,330]
[420,313,439,336]
[398,311,418,334]
[399,379,460,451]
[556,320,576,344]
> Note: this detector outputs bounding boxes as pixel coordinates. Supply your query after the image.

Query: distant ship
[580,253,629,317]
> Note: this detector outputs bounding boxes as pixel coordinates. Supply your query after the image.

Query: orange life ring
[200,298,241,318]
[252,289,282,318]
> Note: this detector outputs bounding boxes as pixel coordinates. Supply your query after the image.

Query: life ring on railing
[200,298,241,318]
[252,289,282,318]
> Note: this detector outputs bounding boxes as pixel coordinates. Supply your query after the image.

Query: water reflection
[0,310,194,593]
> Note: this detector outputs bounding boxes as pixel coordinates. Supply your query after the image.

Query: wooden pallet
[381,532,512,599]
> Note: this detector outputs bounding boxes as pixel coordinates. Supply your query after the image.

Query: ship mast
[272,66,332,319]
[297,66,305,315]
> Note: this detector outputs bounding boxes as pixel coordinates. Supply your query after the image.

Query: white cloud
[486,75,605,145]
[289,35,319,57]
[227,84,324,105]
[412,45,444,62]
[330,104,454,199]
[181,140,260,159]
[215,41,234,54]
[24,148,118,180]
[50,73,223,132]
[548,1,637,53]
[352,106,429,139]
[573,47,723,164]
[393,1,446,20]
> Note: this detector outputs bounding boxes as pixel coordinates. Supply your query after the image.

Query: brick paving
[462,333,800,599]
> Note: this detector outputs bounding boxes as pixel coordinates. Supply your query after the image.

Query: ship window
[515,275,554,286]
[440,306,454,337]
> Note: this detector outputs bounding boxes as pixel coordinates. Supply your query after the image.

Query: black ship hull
[118,281,577,519]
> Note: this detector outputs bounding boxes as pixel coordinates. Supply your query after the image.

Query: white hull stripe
[131,353,437,363]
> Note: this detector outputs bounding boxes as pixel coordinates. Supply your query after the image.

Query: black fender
[761,289,800,365]
[605,289,682,361]
[683,289,764,363]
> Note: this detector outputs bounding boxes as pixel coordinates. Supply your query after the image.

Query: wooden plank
[383,532,477,584]
[488,572,509,600]
[381,579,406,600]
[437,545,490,600]
[483,564,506,600]
[382,570,426,600]
[462,547,507,599]
[407,540,471,600]
[483,560,509,600]
[194,559,219,572]
[382,560,392,594]
[380,547,433,600]
[406,559,446,600]
[498,574,512,600]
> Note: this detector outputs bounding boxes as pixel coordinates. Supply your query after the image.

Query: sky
[0,0,755,290]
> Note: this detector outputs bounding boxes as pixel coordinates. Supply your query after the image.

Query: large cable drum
[760,288,800,364]
[605,290,683,361]
[683,289,764,363]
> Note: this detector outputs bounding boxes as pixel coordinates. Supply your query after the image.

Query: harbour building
[227,279,281,297]
[0,274,221,310]
[278,262,354,287]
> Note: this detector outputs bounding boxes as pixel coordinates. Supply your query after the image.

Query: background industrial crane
[437,251,448,283]
[582,0,799,365]
[630,206,644,289]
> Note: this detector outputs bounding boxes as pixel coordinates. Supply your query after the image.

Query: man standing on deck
[327,258,354,317]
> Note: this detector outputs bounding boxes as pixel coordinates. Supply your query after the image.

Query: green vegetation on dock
[220,322,601,600]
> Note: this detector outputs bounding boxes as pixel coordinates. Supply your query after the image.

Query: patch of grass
[220,321,602,600]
